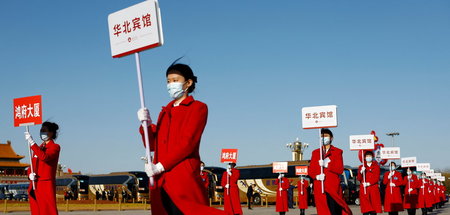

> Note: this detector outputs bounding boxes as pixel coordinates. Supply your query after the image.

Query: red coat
[403,174,419,209]
[417,178,433,208]
[221,169,242,215]
[356,162,382,213]
[200,171,210,190]
[27,140,60,215]
[140,96,226,215]
[275,177,290,212]
[382,171,404,212]
[297,178,309,209]
[308,145,352,215]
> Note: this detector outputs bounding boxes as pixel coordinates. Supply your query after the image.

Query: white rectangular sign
[401,157,417,167]
[108,0,164,58]
[416,163,431,171]
[349,135,375,151]
[435,173,442,177]
[272,162,288,173]
[425,169,434,176]
[380,147,401,159]
[431,174,438,179]
[302,105,337,129]
[438,176,445,181]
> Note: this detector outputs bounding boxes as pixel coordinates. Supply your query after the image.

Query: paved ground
[6,204,450,214]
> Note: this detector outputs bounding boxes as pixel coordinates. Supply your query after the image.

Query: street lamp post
[386,132,400,146]
[286,138,309,161]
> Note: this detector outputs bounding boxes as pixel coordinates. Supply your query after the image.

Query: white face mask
[390,165,396,171]
[407,171,412,175]
[365,156,373,162]
[200,166,204,171]
[227,164,231,169]
[167,82,186,100]
[321,137,331,145]
[40,132,50,141]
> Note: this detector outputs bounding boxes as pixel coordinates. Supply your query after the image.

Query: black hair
[364,151,374,157]
[42,121,59,139]
[166,59,197,93]
[390,161,397,167]
[200,161,205,165]
[229,163,236,168]
[320,128,333,138]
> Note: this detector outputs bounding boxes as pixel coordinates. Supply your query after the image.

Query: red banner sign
[13,95,42,127]
[295,166,308,176]
[220,149,238,163]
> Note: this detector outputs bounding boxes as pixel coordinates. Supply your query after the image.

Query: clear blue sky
[1,1,449,174]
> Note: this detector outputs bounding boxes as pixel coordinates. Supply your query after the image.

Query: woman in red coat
[417,173,432,215]
[297,176,309,215]
[24,121,61,215]
[308,128,353,215]
[403,168,419,215]
[275,174,290,215]
[138,63,226,215]
[383,162,404,215]
[221,163,242,215]
[357,151,382,215]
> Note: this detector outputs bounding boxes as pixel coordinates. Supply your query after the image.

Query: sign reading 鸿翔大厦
[13,95,42,127]
[401,157,417,167]
[295,166,308,176]
[273,162,288,173]
[349,135,375,151]
[301,105,337,129]
[380,147,401,159]
[220,149,238,163]
[108,0,164,58]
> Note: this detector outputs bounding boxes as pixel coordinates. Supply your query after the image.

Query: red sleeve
[221,172,227,186]
[356,165,363,182]
[383,172,389,185]
[282,178,290,189]
[327,148,343,175]
[159,103,208,171]
[367,164,380,185]
[31,143,60,162]
[394,172,403,186]
[308,149,320,179]
[139,124,156,151]
[232,169,240,184]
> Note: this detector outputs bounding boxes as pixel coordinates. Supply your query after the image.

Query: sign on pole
[108,0,164,58]
[438,176,445,181]
[416,163,431,171]
[380,147,401,159]
[220,149,238,163]
[401,157,417,167]
[349,135,375,151]
[13,95,42,127]
[272,162,288,173]
[295,166,308,176]
[301,105,337,129]
[425,169,434,177]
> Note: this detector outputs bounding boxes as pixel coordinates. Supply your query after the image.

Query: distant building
[0,141,29,184]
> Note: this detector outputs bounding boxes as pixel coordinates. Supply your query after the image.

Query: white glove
[323,158,331,168]
[408,188,413,192]
[363,182,370,187]
[390,183,396,187]
[278,174,282,179]
[318,160,324,167]
[279,188,283,191]
[144,162,164,177]
[225,184,229,189]
[420,186,425,188]
[29,173,36,181]
[316,174,325,181]
[388,171,394,179]
[300,191,304,195]
[360,166,366,174]
[137,108,152,124]
[24,132,36,146]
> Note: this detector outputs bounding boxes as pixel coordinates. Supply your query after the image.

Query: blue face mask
[321,137,331,145]
[365,156,373,162]
[40,132,49,141]
[167,82,186,100]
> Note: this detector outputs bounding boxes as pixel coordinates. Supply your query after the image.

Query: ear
[185,79,193,89]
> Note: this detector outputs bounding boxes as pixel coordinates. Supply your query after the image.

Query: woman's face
[167,73,192,90]
[40,126,53,140]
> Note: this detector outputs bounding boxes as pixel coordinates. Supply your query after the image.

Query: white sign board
[380,147,401,159]
[438,176,445,181]
[431,174,438,179]
[416,163,431,171]
[302,105,337,129]
[349,135,375,151]
[272,162,288,173]
[401,157,417,167]
[435,173,442,177]
[425,169,435,176]
[108,0,164,58]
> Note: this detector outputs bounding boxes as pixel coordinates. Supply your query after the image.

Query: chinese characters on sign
[220,149,238,163]
[416,163,431,171]
[295,166,308,176]
[272,162,288,173]
[349,135,375,151]
[380,147,401,159]
[301,105,338,129]
[13,95,42,127]
[401,157,417,167]
[108,0,163,58]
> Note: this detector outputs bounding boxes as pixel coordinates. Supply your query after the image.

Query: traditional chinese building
[0,141,29,184]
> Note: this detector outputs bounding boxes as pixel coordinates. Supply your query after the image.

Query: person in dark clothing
[246,184,255,209]
[288,184,296,209]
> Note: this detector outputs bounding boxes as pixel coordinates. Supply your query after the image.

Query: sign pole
[362,150,366,195]
[390,170,393,194]
[319,129,324,194]
[408,167,411,195]
[135,52,154,187]
[227,170,230,195]
[26,126,36,190]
